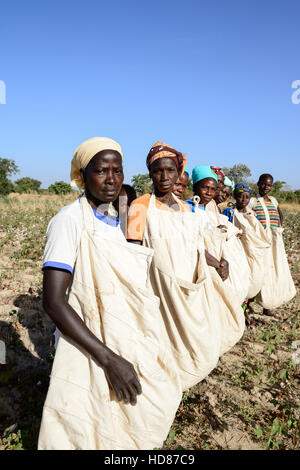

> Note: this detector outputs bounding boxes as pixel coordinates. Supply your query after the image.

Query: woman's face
[81,150,124,204]
[222,186,232,202]
[236,191,251,210]
[173,172,189,199]
[258,177,273,197]
[215,185,231,204]
[150,158,179,195]
[194,178,217,204]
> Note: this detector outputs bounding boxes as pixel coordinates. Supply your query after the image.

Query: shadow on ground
[0,291,55,449]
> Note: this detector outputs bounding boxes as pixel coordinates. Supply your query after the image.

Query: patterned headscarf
[210,166,225,178]
[233,182,252,197]
[146,141,187,176]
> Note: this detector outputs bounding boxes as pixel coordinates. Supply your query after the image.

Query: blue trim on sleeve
[184,199,195,213]
[92,209,120,227]
[78,197,119,226]
[42,261,73,274]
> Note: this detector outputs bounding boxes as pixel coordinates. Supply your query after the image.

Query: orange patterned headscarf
[146,141,187,176]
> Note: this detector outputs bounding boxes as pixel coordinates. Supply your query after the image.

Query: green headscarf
[224,176,235,190]
[192,165,218,185]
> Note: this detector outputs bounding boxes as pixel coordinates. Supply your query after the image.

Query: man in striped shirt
[251,174,283,228]
[249,173,283,320]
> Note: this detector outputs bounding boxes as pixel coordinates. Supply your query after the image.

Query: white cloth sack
[143,194,245,391]
[203,201,250,305]
[38,195,182,450]
[249,196,296,309]
[231,209,271,299]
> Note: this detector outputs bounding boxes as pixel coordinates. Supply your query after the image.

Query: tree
[0,158,19,195]
[48,181,72,195]
[14,177,41,193]
[183,178,194,199]
[222,164,251,184]
[187,177,193,193]
[131,173,152,196]
[246,180,259,197]
[270,181,286,197]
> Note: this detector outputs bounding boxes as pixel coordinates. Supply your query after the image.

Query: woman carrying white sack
[186,166,251,307]
[247,174,296,317]
[223,182,271,325]
[127,143,245,391]
[38,137,183,450]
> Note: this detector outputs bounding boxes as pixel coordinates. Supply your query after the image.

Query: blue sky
[0,0,299,189]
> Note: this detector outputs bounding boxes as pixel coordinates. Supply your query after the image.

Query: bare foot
[262,308,280,320]
[244,304,258,327]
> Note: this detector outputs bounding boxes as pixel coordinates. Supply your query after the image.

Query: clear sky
[0,0,299,189]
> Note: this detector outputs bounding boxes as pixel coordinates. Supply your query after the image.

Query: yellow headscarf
[70,137,124,189]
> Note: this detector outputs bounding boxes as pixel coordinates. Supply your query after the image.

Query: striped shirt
[252,198,280,228]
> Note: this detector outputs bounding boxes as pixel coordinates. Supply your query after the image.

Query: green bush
[48,181,72,195]
[14,177,41,193]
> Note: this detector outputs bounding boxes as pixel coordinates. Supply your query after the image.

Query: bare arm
[43,268,142,405]
[277,205,283,226]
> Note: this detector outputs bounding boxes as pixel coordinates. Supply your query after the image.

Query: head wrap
[224,176,235,190]
[192,165,218,185]
[234,182,252,197]
[146,140,187,176]
[210,166,225,178]
[184,167,190,178]
[70,137,123,189]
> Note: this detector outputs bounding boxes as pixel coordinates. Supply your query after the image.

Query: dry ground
[0,194,299,450]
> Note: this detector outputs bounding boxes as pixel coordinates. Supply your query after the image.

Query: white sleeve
[248,197,256,210]
[42,211,82,274]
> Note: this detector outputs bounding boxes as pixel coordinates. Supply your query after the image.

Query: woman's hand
[216,258,229,281]
[217,224,228,232]
[205,250,229,281]
[102,351,142,406]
